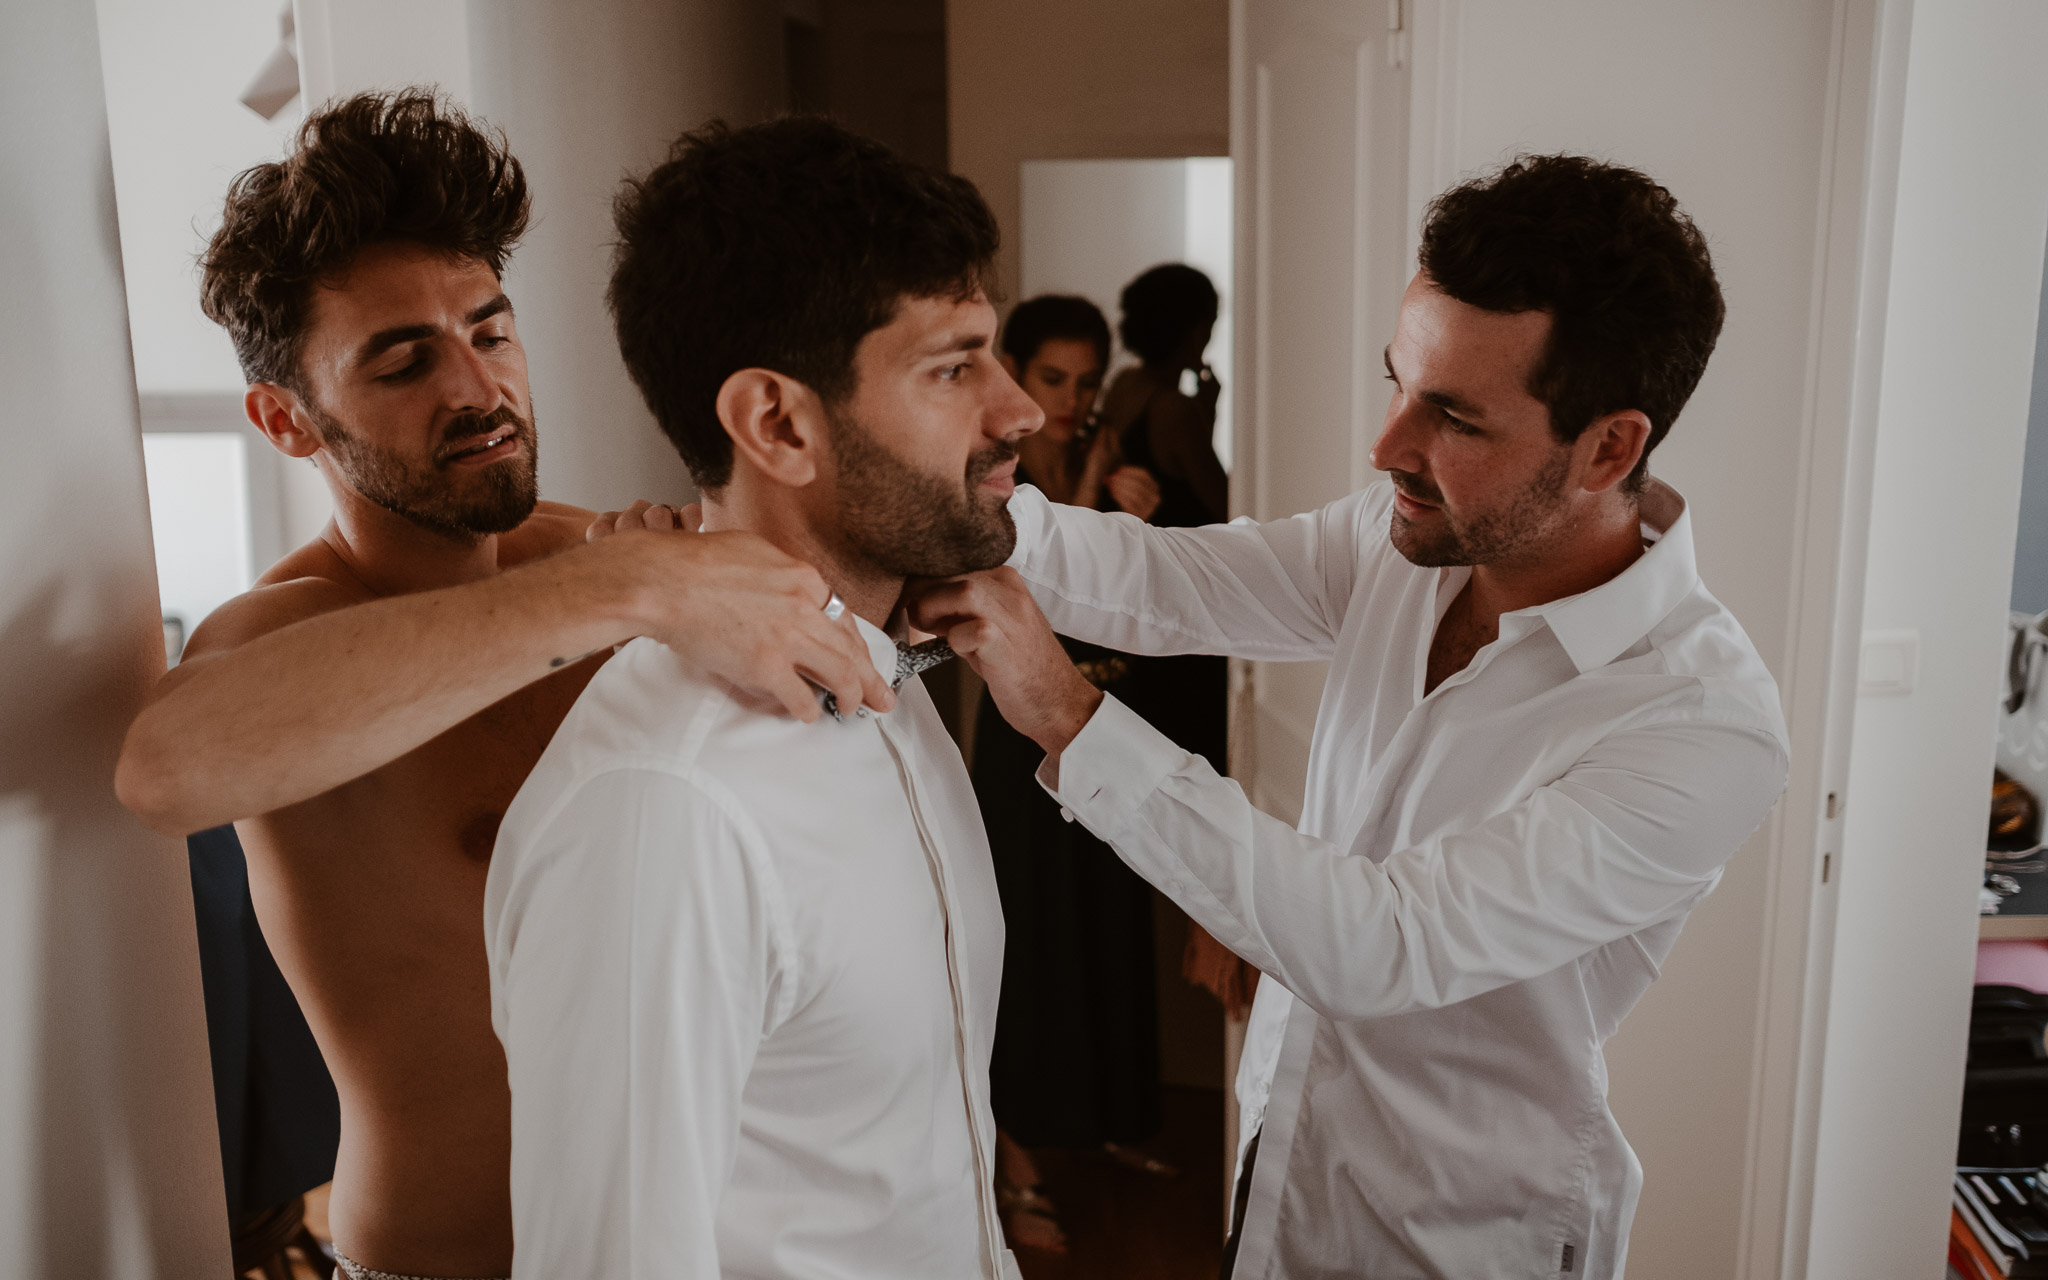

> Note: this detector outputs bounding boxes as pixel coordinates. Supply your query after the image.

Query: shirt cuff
[1035,692,1192,833]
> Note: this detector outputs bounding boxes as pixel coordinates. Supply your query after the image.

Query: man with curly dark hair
[487,115,1041,1278]
[913,154,1792,1275]
[115,91,893,1280]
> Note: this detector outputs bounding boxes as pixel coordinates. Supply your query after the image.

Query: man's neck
[1463,497,1645,631]
[699,493,904,629]
[322,488,502,598]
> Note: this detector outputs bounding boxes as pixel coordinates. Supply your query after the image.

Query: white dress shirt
[1008,480,1789,1279]
[485,619,1021,1280]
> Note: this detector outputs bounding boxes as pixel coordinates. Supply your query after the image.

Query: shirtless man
[114,90,890,1280]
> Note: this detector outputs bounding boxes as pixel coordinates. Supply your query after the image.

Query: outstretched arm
[1003,482,1376,663]
[912,564,1787,1020]
[116,526,891,835]
[1046,697,1786,1019]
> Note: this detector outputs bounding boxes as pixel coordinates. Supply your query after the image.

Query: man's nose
[441,341,506,417]
[1367,396,1426,474]
[991,368,1044,441]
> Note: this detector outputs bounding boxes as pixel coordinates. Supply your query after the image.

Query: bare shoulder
[496,500,596,568]
[180,538,373,665]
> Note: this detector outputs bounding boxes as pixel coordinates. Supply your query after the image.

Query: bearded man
[116,92,893,1280]
[910,155,1793,1277]
[484,118,1038,1278]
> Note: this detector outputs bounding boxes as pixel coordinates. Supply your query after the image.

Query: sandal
[996,1181,1069,1253]
[1103,1141,1180,1178]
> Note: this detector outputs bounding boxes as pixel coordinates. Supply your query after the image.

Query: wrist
[584,530,673,639]
[1034,680,1105,758]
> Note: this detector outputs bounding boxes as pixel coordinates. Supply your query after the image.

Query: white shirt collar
[1510,478,1702,674]
[850,613,904,684]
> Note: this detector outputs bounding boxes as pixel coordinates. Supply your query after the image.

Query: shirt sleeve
[1005,482,1375,661]
[1044,694,1790,1020]
[494,767,792,1279]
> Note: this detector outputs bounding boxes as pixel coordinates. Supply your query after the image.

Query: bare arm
[116,528,891,835]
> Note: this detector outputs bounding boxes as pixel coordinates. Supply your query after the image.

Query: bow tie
[817,638,955,721]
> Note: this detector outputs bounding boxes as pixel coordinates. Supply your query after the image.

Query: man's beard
[308,399,539,540]
[825,404,1018,578]
[1387,446,1574,568]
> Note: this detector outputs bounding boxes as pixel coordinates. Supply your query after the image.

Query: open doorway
[1949,234,2048,1279]
[964,155,1236,1277]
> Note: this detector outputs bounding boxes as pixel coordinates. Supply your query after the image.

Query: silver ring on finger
[822,591,847,621]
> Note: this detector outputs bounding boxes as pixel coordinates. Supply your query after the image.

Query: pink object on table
[1977,940,2048,993]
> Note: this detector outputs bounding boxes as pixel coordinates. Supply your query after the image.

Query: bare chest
[1425,600,1496,697]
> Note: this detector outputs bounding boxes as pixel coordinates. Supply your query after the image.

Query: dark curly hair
[1418,154,1723,490]
[200,89,529,392]
[1001,294,1111,370]
[609,116,1000,489]
[1118,263,1218,366]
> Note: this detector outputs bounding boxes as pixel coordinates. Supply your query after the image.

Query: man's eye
[939,363,969,382]
[377,359,424,383]
[476,334,510,349]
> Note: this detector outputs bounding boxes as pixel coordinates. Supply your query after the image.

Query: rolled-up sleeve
[494,767,791,1279]
[1045,695,1789,1020]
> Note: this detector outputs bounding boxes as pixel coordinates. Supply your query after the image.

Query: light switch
[1859,629,1919,697]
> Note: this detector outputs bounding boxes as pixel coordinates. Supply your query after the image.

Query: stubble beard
[1387,445,1574,568]
[308,398,540,541]
[825,403,1018,578]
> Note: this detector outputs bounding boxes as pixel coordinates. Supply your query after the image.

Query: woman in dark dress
[1095,265,1263,1026]
[976,295,1163,1253]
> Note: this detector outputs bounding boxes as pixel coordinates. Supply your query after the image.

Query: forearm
[1048,698,1785,1021]
[117,537,655,834]
[1007,484,1346,660]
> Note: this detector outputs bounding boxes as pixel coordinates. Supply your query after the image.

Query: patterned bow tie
[817,638,955,721]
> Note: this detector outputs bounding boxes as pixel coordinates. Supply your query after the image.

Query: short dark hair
[200,89,529,391]
[609,117,1000,489]
[1118,263,1218,366]
[1417,154,1724,490]
[1001,294,1111,370]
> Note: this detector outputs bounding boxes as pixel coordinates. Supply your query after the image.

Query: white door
[1225,0,1412,1218]
[1229,0,1409,835]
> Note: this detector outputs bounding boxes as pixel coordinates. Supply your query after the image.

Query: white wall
[465,0,784,509]
[0,2,229,1274]
[1805,5,2048,1275]
[2008,238,2048,614]
[95,0,301,394]
[295,0,470,106]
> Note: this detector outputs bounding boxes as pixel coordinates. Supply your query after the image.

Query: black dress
[1118,404,1230,775]
[974,463,1162,1148]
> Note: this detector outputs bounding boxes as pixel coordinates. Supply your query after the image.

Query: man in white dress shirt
[911,155,1792,1277]
[484,118,1039,1278]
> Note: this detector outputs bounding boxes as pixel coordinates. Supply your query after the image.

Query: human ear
[1578,409,1652,494]
[245,384,323,460]
[715,367,824,488]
